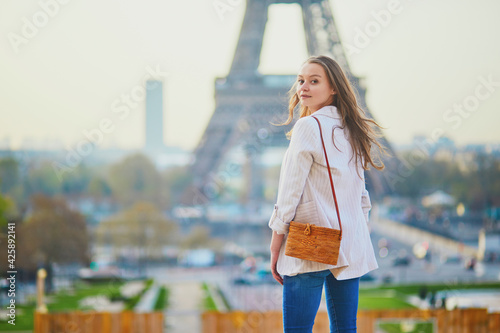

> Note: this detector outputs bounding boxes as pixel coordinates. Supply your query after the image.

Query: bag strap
[311,115,342,239]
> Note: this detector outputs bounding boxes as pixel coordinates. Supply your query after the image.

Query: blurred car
[442,255,462,264]
[232,264,276,285]
[179,249,215,267]
[382,274,394,284]
[232,275,259,285]
[392,256,411,267]
[255,267,275,284]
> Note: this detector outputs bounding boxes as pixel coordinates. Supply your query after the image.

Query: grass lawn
[378,321,434,333]
[364,281,500,296]
[0,304,36,331]
[358,289,415,310]
[48,280,125,312]
[357,281,500,311]
[0,280,126,331]
[359,296,415,310]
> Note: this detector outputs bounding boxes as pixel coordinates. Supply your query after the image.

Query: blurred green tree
[60,164,92,196]
[23,161,62,198]
[17,194,89,288]
[88,176,112,200]
[95,201,178,261]
[392,151,500,212]
[459,153,500,211]
[180,225,210,250]
[108,154,167,207]
[392,154,462,199]
[0,193,14,229]
[0,157,20,194]
[180,225,222,251]
[161,166,192,206]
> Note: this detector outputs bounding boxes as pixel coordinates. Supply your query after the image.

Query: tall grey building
[145,80,166,152]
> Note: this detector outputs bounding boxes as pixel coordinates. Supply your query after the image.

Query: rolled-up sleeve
[361,171,372,224]
[268,118,317,234]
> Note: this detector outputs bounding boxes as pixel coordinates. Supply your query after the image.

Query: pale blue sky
[0,0,499,151]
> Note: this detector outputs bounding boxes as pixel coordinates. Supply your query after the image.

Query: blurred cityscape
[1,0,500,332]
[1,86,500,331]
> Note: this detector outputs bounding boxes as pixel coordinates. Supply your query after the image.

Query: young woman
[268,55,386,332]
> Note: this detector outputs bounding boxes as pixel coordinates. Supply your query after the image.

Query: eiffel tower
[187,0,398,205]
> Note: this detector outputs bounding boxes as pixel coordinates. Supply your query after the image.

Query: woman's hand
[271,250,283,285]
[270,231,285,285]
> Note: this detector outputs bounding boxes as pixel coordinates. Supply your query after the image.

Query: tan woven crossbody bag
[284,115,343,266]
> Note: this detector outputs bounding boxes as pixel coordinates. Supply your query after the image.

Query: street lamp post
[36,268,48,313]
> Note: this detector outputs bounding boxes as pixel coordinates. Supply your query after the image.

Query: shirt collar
[311,105,341,119]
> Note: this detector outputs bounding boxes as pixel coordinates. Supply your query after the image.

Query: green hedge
[201,282,217,311]
[153,286,169,311]
[124,278,154,310]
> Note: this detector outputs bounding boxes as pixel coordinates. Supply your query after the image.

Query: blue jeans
[283,270,360,333]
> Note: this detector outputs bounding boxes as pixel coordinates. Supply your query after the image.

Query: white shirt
[268,105,378,280]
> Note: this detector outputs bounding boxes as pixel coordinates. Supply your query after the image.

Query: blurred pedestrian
[429,291,437,308]
[440,294,447,309]
[268,55,387,332]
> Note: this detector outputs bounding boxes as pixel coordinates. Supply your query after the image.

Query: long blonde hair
[281,55,387,172]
